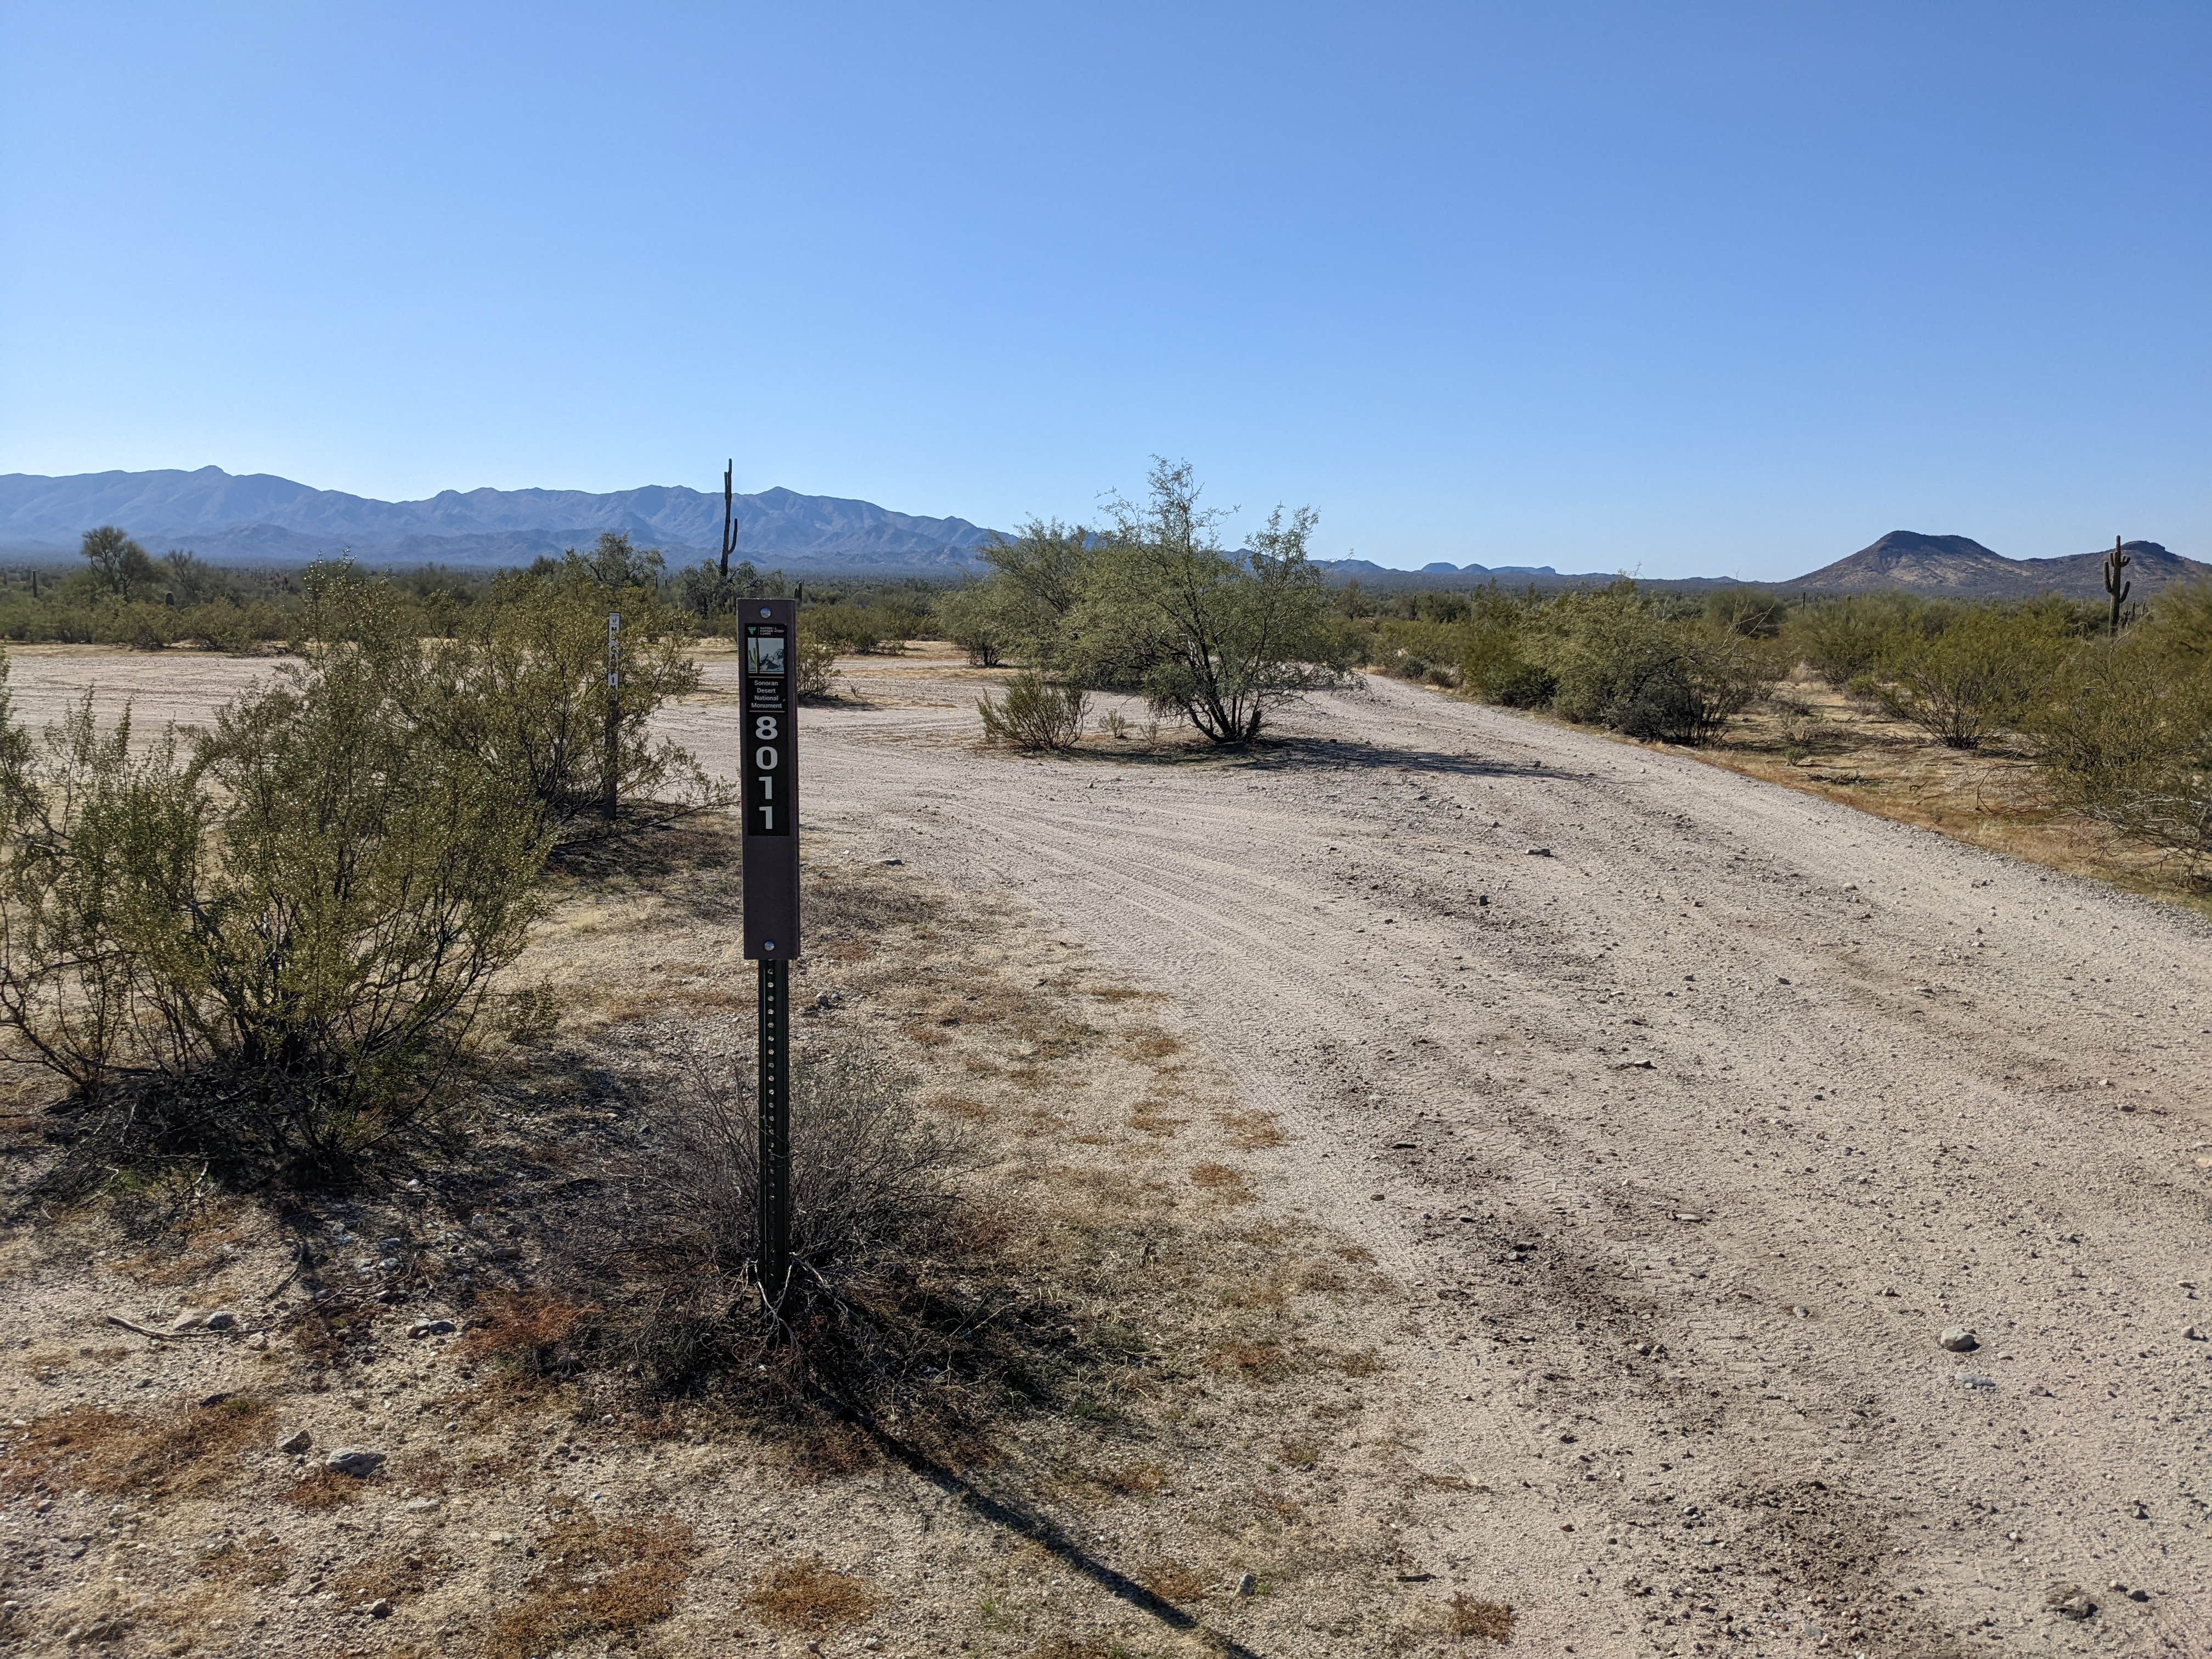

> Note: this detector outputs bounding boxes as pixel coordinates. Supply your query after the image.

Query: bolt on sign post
[602,612,622,821]
[741,600,801,1305]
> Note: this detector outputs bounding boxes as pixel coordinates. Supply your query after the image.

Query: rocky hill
[1785,531,2209,598]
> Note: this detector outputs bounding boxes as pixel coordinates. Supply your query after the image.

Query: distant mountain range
[1,471,2200,596]
[1782,531,2211,600]
[0,466,998,572]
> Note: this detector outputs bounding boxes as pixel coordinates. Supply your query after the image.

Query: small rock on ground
[325,1447,385,1478]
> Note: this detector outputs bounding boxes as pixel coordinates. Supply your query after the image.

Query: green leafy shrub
[1863,606,2070,749]
[0,624,546,1184]
[1784,594,1936,687]
[404,549,713,834]
[978,671,1088,750]
[1066,461,1353,744]
[1476,658,1558,708]
[934,582,1018,667]
[2032,591,2212,882]
[1530,579,1774,742]
[794,630,842,699]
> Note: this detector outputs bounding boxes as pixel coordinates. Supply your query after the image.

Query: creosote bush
[978,670,1088,751]
[2032,586,2212,882]
[1860,603,2073,749]
[0,620,546,1184]
[794,629,843,699]
[406,541,718,833]
[1528,580,1777,744]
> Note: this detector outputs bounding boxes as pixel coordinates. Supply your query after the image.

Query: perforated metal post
[740,597,802,1310]
[757,957,792,1305]
[601,611,621,821]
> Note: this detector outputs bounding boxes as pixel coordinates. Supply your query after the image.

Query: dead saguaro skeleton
[741,598,802,1308]
[2104,535,2132,637]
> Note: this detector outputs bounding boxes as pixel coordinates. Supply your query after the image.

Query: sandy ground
[680,652,2212,1656]
[4,643,2210,1656]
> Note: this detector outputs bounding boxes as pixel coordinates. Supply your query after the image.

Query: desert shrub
[2032,631,2212,882]
[978,670,1088,750]
[1533,580,1672,724]
[1372,618,1466,675]
[2140,580,2212,661]
[403,550,714,834]
[1065,461,1353,744]
[1532,580,1775,742]
[934,580,1017,667]
[1864,605,2070,749]
[1785,594,1935,687]
[974,520,1097,667]
[1611,629,1776,743]
[1460,620,1556,707]
[794,629,842,699]
[1477,658,1558,708]
[560,1041,975,1400]
[1706,586,1788,638]
[805,603,904,655]
[0,648,30,803]
[0,616,546,1184]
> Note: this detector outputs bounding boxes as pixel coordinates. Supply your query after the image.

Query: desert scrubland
[1,640,2207,1659]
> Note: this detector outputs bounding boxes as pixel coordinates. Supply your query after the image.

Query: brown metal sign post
[740,600,801,1307]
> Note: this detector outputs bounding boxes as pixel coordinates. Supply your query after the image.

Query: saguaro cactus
[2104,535,2131,637]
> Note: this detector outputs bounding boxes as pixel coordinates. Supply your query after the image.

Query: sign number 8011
[743,621,794,838]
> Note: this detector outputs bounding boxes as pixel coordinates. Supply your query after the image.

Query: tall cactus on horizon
[2104,535,2132,637]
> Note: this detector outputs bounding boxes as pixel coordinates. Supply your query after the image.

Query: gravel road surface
[684,658,2212,1656]
[12,646,2209,1654]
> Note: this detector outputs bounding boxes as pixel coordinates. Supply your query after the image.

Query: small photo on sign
[746,634,787,675]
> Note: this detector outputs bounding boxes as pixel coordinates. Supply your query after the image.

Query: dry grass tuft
[485,1510,693,1659]
[1190,1161,1255,1202]
[1125,1032,1184,1061]
[1215,1108,1287,1150]
[193,1531,291,1587]
[930,1092,995,1123]
[1450,1592,1516,1642]
[1205,1340,1290,1383]
[1091,1458,1168,1497]
[279,1469,367,1510]
[744,1556,879,1630]
[455,1290,595,1377]
[1128,1099,1185,1136]
[334,1547,448,1610]
[5,1396,269,1498]
[1141,1559,1210,1603]
[1029,1637,1129,1659]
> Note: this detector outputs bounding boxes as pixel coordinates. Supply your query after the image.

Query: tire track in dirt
[722,664,2212,1656]
[15,649,2210,1652]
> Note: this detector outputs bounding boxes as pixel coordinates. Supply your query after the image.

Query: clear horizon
[3,3,2206,576]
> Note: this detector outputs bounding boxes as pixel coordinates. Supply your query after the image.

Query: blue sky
[2,2,2205,575]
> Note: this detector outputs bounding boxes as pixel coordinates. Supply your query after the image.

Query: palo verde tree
[78,526,159,601]
[1067,459,1353,744]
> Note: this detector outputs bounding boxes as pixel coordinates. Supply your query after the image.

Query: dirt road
[10,644,2210,1653]
[680,656,2212,1655]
